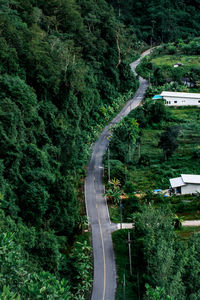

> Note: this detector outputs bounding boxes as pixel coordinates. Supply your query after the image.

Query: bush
[138,154,151,166]
[167,45,177,55]
[124,181,136,194]
[123,195,141,221]
[107,160,127,185]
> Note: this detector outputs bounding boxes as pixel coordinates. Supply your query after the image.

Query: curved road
[85,48,152,300]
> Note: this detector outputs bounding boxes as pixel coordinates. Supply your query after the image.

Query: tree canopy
[107,0,200,43]
[0,0,138,297]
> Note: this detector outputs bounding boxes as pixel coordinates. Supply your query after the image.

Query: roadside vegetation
[0,1,141,298]
[104,39,200,299]
[2,0,200,298]
[113,207,200,300]
[105,103,200,223]
[136,39,200,87]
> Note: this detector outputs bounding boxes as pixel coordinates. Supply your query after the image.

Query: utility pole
[150,20,155,52]
[128,231,132,276]
[123,272,126,300]
[108,146,110,181]
[120,200,123,229]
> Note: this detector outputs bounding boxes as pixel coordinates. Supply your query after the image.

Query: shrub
[167,45,177,55]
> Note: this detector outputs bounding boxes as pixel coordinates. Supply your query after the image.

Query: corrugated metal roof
[181,174,200,184]
[170,177,185,188]
[170,174,200,188]
[161,91,200,99]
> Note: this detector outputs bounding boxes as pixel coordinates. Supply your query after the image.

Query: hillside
[105,44,200,299]
[1,0,200,299]
[107,0,200,43]
[0,0,137,298]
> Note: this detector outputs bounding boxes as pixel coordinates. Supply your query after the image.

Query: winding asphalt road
[85,48,152,300]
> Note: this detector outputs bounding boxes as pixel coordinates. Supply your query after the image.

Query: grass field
[177,211,200,220]
[109,205,121,223]
[131,106,200,192]
[111,57,200,299]
[176,226,200,240]
[151,55,200,68]
[108,106,200,223]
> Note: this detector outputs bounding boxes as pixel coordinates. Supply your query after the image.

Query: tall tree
[158,126,181,160]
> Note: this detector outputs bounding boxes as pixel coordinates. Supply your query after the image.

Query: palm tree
[109,178,121,189]
[173,214,183,230]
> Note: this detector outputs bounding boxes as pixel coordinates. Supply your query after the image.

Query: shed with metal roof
[160,91,200,106]
[170,174,200,195]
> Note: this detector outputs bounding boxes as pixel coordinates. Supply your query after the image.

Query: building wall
[181,183,200,195]
[164,96,200,106]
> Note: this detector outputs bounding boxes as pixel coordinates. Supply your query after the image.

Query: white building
[170,174,200,195]
[160,91,200,106]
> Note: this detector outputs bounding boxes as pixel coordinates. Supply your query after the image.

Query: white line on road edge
[84,180,89,221]
[98,218,106,300]
[104,195,111,225]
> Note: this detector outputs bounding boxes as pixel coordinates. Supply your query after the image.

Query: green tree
[145,283,174,300]
[109,117,139,162]
[0,286,20,300]
[183,234,200,298]
[132,207,186,299]
[158,126,181,160]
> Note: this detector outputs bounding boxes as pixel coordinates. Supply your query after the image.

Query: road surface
[85,48,152,300]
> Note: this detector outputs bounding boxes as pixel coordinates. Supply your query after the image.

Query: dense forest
[0,0,137,298]
[108,0,200,43]
[1,0,200,298]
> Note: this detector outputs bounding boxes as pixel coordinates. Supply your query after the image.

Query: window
[174,101,177,103]
[198,100,200,103]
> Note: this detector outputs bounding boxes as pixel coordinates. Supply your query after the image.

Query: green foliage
[108,2,200,43]
[138,154,151,166]
[158,126,181,160]
[0,207,94,298]
[0,285,20,300]
[131,207,186,299]
[71,240,93,298]
[109,116,139,162]
[137,40,200,86]
[123,194,141,221]
[0,0,140,297]
[114,208,200,300]
[111,103,200,300]
[145,82,189,99]
[105,179,122,205]
[183,234,200,298]
[131,98,169,128]
[145,283,174,300]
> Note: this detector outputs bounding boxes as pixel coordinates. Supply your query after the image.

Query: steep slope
[0,0,137,298]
